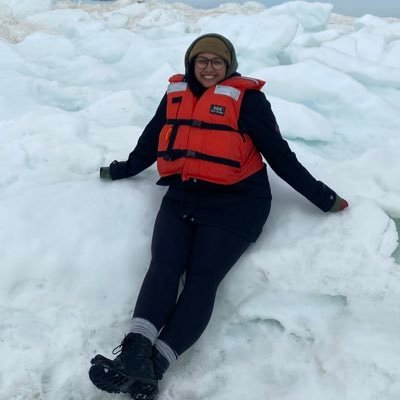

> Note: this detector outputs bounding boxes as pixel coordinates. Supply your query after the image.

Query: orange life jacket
[157,74,265,185]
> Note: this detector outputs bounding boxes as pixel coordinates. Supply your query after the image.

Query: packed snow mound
[0,0,52,18]
[263,0,333,30]
[1,1,400,400]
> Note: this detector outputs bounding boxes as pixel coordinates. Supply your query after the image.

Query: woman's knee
[147,259,184,284]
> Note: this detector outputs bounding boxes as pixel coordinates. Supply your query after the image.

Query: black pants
[133,205,252,355]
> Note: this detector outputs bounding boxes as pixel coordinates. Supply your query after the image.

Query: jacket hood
[184,33,239,78]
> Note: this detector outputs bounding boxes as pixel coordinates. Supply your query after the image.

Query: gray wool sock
[129,318,158,344]
[154,339,178,365]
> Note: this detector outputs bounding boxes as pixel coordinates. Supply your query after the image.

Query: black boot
[152,347,170,381]
[89,333,158,399]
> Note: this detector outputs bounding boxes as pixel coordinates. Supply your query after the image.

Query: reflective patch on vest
[168,82,188,93]
[210,104,225,116]
[215,85,240,101]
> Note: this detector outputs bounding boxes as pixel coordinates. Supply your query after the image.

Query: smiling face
[194,52,227,88]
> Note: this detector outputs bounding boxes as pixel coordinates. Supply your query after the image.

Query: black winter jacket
[109,88,337,241]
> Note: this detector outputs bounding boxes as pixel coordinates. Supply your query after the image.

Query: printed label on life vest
[210,104,225,116]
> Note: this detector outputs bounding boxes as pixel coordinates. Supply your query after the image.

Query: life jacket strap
[158,149,241,168]
[163,119,246,162]
[166,118,240,133]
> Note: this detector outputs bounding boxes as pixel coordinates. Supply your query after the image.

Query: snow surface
[1,1,400,399]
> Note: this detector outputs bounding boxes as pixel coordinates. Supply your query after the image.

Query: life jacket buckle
[191,120,202,128]
[186,150,197,158]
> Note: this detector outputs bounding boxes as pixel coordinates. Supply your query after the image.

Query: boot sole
[89,355,158,399]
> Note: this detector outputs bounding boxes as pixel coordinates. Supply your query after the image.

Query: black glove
[100,161,128,180]
[99,166,112,180]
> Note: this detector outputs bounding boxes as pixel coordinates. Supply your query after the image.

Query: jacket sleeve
[109,94,167,180]
[239,90,337,212]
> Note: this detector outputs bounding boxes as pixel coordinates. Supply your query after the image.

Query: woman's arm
[239,90,343,212]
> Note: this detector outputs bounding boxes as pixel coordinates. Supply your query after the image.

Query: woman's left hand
[330,195,349,212]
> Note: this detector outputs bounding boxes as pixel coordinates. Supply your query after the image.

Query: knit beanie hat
[189,37,231,65]
[184,33,239,78]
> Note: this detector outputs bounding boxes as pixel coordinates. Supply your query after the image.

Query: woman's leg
[132,205,195,331]
[89,206,195,397]
[157,225,252,355]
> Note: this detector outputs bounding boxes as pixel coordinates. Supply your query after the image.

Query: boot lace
[112,335,128,355]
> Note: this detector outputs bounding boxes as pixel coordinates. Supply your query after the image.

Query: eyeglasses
[194,56,226,70]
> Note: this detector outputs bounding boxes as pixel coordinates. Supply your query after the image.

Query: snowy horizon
[1,1,400,399]
[162,0,400,18]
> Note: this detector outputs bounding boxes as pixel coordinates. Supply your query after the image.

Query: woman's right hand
[99,167,112,180]
[100,160,130,180]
